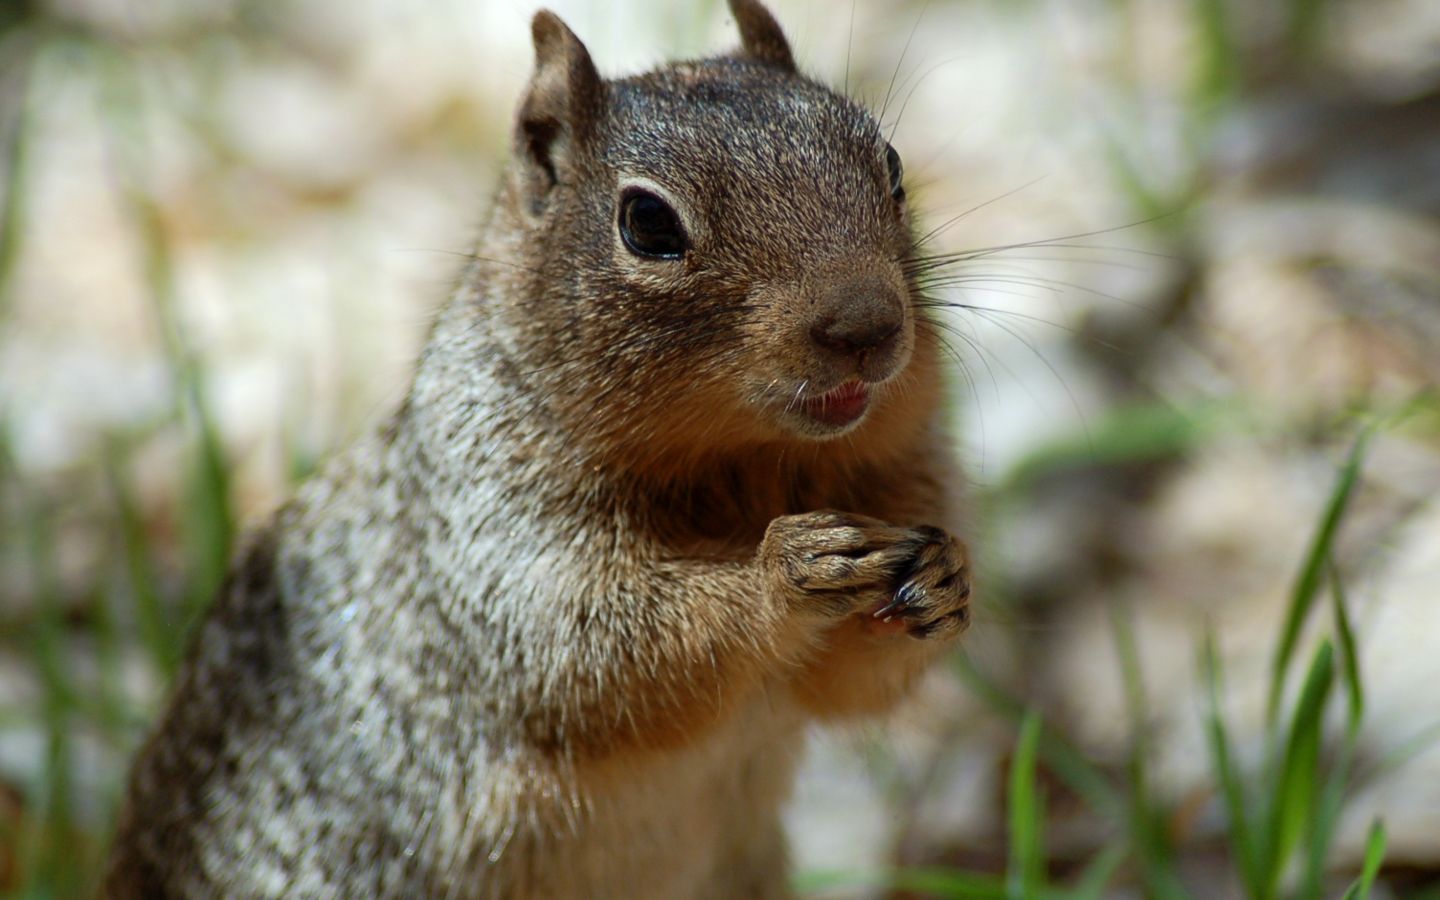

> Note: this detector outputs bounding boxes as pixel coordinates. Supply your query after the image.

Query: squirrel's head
[497,0,937,462]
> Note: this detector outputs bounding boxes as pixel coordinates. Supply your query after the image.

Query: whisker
[903,231,1179,273]
[963,306,1093,445]
[918,274,1062,295]
[923,252,1152,272]
[916,317,981,409]
[917,311,999,405]
[917,299,1081,337]
[843,0,856,96]
[785,379,810,415]
[917,271,1141,308]
[876,0,929,127]
[910,177,1050,249]
[397,248,542,275]
[885,52,970,144]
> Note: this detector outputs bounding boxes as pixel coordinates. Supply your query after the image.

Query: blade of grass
[1188,0,1241,110]
[998,399,1236,497]
[96,47,234,631]
[1095,120,1190,224]
[1201,631,1261,896]
[1008,710,1045,900]
[1329,560,1363,735]
[1109,601,1188,900]
[10,437,82,897]
[795,867,1009,899]
[1298,738,1356,900]
[0,29,35,326]
[1338,821,1385,900]
[181,368,234,622]
[1373,718,1440,775]
[1067,841,1128,900]
[1297,568,1366,900]
[1267,430,1371,726]
[87,572,129,743]
[1286,0,1331,61]
[107,442,181,679]
[1260,641,1335,896]
[952,653,1123,822]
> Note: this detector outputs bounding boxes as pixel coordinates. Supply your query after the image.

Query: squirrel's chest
[456,699,807,898]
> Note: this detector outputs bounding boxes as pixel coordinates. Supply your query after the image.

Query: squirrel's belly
[461,697,807,899]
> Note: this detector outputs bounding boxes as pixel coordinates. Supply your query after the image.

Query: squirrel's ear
[728,0,795,71]
[513,10,604,217]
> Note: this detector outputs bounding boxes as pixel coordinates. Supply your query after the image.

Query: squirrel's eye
[884,143,905,202]
[619,189,688,258]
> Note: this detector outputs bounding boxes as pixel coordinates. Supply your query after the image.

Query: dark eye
[884,143,905,202]
[618,188,688,258]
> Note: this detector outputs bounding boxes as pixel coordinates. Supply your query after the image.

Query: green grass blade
[795,866,1008,898]
[952,654,1123,822]
[1008,711,1045,900]
[10,441,83,896]
[1067,842,1128,900]
[1286,0,1331,61]
[1188,0,1241,109]
[1329,560,1363,736]
[89,570,130,744]
[97,48,234,627]
[998,400,1234,497]
[1202,631,1261,896]
[181,373,235,621]
[1110,602,1187,900]
[1374,718,1440,775]
[1261,641,1335,894]
[1110,602,1150,791]
[1298,736,1355,900]
[107,445,181,678]
[0,31,35,325]
[1267,430,1370,726]
[1340,821,1386,900]
[1293,562,1366,898]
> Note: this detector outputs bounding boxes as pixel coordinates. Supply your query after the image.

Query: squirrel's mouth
[798,380,870,429]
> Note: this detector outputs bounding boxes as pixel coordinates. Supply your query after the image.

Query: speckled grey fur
[102,2,971,896]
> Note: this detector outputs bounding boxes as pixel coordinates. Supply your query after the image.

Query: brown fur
[102,3,970,897]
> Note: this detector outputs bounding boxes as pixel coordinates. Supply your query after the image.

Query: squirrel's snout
[808,313,901,356]
[805,277,906,369]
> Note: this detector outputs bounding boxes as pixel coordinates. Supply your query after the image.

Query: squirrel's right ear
[513,11,604,217]
[728,0,796,72]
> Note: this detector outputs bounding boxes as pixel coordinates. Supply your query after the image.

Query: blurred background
[0,0,1437,896]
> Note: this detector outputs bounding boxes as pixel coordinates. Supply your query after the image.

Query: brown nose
[808,287,904,358]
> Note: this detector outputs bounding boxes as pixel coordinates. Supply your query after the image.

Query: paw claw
[763,512,969,634]
[895,580,924,609]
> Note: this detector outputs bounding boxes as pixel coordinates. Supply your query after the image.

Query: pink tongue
[808,383,868,426]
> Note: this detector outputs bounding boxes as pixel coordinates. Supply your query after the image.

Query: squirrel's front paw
[760,510,924,619]
[869,526,971,640]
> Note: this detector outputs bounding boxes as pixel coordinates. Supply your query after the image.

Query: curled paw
[869,526,971,640]
[760,510,922,618]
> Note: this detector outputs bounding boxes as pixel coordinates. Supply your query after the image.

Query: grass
[796,412,1407,898]
[0,17,237,892]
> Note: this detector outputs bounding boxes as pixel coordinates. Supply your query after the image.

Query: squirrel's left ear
[513,10,604,217]
[728,0,795,71]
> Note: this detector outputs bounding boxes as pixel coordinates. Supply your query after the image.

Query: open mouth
[799,380,871,428]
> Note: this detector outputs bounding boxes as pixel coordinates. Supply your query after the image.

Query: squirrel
[101,1,971,897]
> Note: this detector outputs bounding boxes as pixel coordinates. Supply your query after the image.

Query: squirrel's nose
[808,298,903,358]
